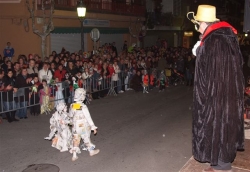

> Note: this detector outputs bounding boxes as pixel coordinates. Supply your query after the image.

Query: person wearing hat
[187,5,244,172]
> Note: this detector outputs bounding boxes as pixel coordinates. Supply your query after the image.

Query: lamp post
[77,0,86,53]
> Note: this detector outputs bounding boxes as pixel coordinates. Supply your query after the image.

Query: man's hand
[13,88,18,93]
[6,85,13,90]
[93,129,97,135]
[44,136,52,140]
[26,78,32,84]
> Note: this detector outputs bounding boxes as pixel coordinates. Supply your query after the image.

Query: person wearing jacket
[27,59,39,78]
[2,69,19,122]
[3,42,14,61]
[54,64,66,82]
[38,62,52,84]
[112,61,123,94]
[14,68,33,119]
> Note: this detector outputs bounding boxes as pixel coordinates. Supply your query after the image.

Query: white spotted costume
[69,88,99,161]
[44,102,72,152]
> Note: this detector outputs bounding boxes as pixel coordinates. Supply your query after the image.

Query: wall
[0,0,141,60]
[162,0,173,13]
[0,0,31,60]
[144,30,182,47]
[0,18,44,62]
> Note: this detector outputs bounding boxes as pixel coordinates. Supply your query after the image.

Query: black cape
[193,22,245,165]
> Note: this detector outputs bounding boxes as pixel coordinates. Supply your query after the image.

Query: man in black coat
[14,67,33,119]
[130,70,142,92]
[2,69,19,122]
[187,5,244,172]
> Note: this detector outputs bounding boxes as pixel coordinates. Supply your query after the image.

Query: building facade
[0,0,146,60]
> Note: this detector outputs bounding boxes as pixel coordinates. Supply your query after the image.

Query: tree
[26,0,55,60]
[129,18,147,47]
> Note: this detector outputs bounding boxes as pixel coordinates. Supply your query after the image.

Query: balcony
[0,0,21,3]
[37,0,146,17]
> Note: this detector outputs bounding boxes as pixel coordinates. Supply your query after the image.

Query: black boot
[6,113,12,123]
[11,111,19,122]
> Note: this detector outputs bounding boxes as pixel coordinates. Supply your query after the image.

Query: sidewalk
[179,140,250,172]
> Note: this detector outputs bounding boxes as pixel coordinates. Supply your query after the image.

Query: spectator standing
[29,75,41,116]
[66,61,77,76]
[118,59,127,91]
[18,55,28,68]
[82,68,92,93]
[1,57,9,72]
[130,70,142,92]
[91,68,101,99]
[3,42,14,61]
[0,69,5,119]
[2,69,19,122]
[100,62,109,95]
[54,56,60,66]
[113,61,123,94]
[12,62,20,78]
[75,60,82,72]
[27,59,39,78]
[15,68,33,119]
[4,60,12,74]
[49,62,56,76]
[38,62,52,84]
[61,73,71,104]
[54,64,66,81]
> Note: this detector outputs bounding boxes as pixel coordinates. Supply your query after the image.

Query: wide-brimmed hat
[187,5,219,22]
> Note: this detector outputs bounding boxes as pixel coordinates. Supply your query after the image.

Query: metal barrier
[0,71,132,115]
[0,68,185,115]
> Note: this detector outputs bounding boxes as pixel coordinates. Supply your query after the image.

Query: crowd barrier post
[107,76,117,96]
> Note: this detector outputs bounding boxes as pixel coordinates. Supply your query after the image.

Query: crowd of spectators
[1,38,249,125]
[0,40,196,123]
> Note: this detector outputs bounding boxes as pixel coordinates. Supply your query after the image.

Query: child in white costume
[44,102,72,152]
[69,88,99,161]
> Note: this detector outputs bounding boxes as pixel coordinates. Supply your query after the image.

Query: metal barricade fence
[0,69,182,115]
[0,71,132,115]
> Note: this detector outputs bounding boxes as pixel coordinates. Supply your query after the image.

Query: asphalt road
[0,85,194,172]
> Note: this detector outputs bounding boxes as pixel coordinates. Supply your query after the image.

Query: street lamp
[77,0,86,53]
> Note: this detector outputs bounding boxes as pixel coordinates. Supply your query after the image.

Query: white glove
[44,131,55,140]
[44,136,51,140]
[192,41,201,56]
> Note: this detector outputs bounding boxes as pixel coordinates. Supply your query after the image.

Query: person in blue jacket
[3,42,15,61]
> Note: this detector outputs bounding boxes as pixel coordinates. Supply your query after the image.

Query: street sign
[90,28,100,42]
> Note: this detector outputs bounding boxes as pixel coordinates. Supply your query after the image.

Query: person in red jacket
[142,70,149,93]
[54,64,66,81]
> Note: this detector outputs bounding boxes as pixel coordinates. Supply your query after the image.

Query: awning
[52,27,129,34]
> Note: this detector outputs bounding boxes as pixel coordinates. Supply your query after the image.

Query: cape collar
[201,21,237,43]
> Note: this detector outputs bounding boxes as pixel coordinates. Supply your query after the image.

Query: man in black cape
[187,5,245,172]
